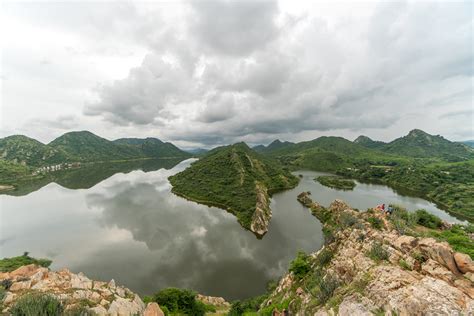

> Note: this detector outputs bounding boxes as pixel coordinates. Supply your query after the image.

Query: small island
[315,175,356,190]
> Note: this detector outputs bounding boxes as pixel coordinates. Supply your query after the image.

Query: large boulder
[393,235,418,253]
[144,302,165,316]
[418,238,460,274]
[71,272,93,289]
[107,295,145,316]
[454,252,474,274]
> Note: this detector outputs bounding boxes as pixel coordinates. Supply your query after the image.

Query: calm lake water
[0,159,462,300]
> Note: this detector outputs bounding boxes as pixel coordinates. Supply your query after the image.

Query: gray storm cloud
[76,0,472,145]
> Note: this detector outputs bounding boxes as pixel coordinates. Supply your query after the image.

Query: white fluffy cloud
[2,0,472,146]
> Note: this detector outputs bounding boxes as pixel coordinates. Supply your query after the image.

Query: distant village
[32,162,81,175]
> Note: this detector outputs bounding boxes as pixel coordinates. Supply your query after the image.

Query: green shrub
[151,288,205,316]
[257,299,291,316]
[228,295,267,316]
[392,218,408,234]
[11,292,64,316]
[367,242,389,262]
[316,274,340,305]
[289,251,311,279]
[414,209,442,229]
[323,227,335,245]
[0,287,6,302]
[339,212,358,228]
[411,251,427,263]
[1,279,13,290]
[399,259,411,270]
[0,253,52,272]
[315,249,334,267]
[367,217,383,230]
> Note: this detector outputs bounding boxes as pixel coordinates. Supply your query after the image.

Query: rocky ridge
[261,193,474,315]
[0,264,229,315]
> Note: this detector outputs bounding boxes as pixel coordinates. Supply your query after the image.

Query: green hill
[49,131,144,162]
[0,135,69,167]
[253,139,295,154]
[113,138,190,158]
[353,135,386,150]
[264,136,402,172]
[168,143,299,236]
[0,131,190,186]
[382,129,473,161]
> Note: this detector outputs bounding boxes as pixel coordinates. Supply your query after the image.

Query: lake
[0,159,463,301]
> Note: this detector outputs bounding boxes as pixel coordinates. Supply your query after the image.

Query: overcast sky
[0,0,472,148]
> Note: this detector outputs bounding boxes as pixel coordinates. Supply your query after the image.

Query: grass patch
[398,259,411,270]
[367,242,389,262]
[428,224,474,259]
[414,209,442,229]
[0,252,52,272]
[315,248,334,267]
[316,274,340,305]
[367,217,384,230]
[149,288,208,316]
[10,292,63,316]
[289,251,311,279]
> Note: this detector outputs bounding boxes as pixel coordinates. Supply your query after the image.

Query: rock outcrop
[0,265,154,315]
[250,181,272,236]
[262,193,474,315]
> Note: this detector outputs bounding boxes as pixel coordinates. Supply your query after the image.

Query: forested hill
[168,142,299,236]
[253,130,474,222]
[0,131,190,168]
[0,131,191,184]
[356,129,474,161]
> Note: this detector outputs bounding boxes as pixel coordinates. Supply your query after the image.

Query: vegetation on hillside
[315,176,356,190]
[168,143,299,231]
[0,253,52,272]
[258,130,474,223]
[338,160,474,222]
[387,205,474,259]
[0,131,190,190]
[144,288,215,316]
[0,135,68,167]
[353,135,386,150]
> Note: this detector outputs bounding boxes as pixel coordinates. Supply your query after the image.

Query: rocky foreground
[0,264,229,315]
[261,193,474,315]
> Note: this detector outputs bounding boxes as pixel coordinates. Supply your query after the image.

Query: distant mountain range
[354,129,474,161]
[254,129,474,163]
[0,131,190,168]
[462,140,474,148]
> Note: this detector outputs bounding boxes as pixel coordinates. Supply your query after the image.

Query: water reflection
[81,165,322,299]
[0,160,462,302]
[2,158,184,197]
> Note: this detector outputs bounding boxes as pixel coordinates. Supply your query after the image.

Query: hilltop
[355,129,474,161]
[0,135,68,167]
[168,143,299,236]
[113,137,189,158]
[353,135,386,150]
[253,139,295,154]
